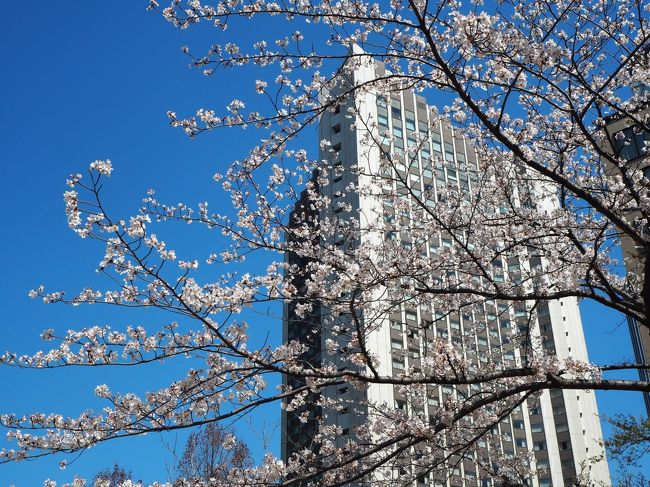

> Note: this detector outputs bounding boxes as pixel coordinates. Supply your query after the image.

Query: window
[543,338,555,350]
[391,339,403,350]
[515,438,527,448]
[390,320,403,331]
[614,125,649,161]
[460,173,470,190]
[405,114,416,131]
[531,423,544,433]
[431,133,442,152]
[534,441,546,451]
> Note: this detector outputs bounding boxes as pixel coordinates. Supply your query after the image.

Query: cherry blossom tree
[1,0,649,486]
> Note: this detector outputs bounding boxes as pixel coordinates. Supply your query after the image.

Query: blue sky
[0,2,291,483]
[0,1,648,484]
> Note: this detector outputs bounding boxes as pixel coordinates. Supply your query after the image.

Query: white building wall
[301,50,611,486]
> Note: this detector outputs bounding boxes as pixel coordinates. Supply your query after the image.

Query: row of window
[376,96,478,194]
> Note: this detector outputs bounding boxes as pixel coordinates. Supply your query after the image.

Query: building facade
[602,87,650,416]
[283,51,611,486]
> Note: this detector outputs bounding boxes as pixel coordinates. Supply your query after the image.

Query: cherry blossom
[2,0,650,485]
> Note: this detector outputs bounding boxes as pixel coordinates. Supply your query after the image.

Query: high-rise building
[602,82,650,416]
[283,50,610,486]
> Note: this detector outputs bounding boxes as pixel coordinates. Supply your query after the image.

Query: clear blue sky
[0,1,647,484]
